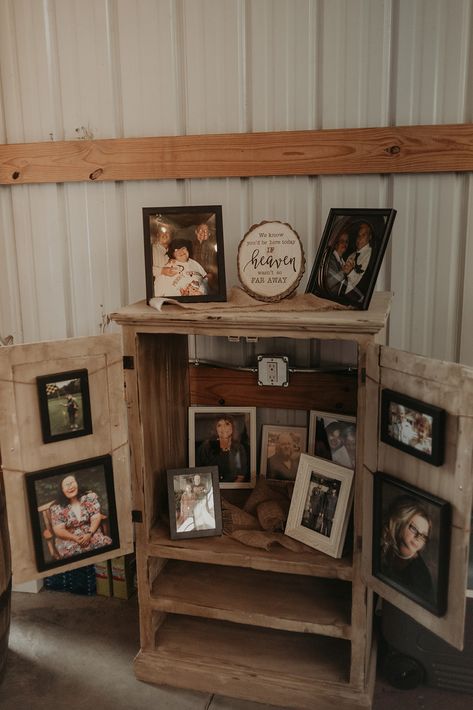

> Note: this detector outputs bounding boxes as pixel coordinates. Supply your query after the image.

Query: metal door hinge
[123,355,134,370]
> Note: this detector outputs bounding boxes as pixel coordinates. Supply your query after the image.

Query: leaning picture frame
[285,453,354,558]
[260,424,307,481]
[25,455,120,572]
[305,208,397,309]
[380,388,446,466]
[372,472,451,616]
[188,406,257,489]
[308,410,356,469]
[167,466,222,540]
[36,368,93,444]
[143,205,226,304]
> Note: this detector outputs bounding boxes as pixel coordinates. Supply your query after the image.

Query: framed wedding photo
[306,208,396,309]
[36,369,92,444]
[260,424,307,481]
[26,455,119,572]
[380,389,446,466]
[285,454,354,558]
[189,406,257,489]
[167,466,222,540]
[143,205,226,304]
[372,473,450,616]
[308,411,356,469]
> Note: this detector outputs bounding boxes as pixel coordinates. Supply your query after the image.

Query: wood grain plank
[2,124,473,185]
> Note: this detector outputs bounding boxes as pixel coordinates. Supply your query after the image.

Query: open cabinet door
[0,335,133,584]
[362,343,473,650]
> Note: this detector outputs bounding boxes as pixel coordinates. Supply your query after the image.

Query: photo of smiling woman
[373,474,451,616]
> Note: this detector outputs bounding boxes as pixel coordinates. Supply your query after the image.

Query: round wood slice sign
[237,220,305,301]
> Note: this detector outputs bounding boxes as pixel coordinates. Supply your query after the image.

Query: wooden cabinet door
[0,335,133,583]
[362,344,473,650]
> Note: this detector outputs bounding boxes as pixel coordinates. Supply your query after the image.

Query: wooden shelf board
[149,560,352,638]
[111,292,392,339]
[148,524,353,580]
[134,615,369,710]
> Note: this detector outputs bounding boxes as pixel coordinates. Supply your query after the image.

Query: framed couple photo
[306,208,396,309]
[143,205,226,304]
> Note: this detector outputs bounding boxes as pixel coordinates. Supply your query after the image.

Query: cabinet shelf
[150,560,352,638]
[148,523,353,580]
[134,615,364,710]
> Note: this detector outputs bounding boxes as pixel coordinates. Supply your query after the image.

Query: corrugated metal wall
[0,0,472,365]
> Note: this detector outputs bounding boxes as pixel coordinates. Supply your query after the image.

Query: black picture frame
[37,368,93,444]
[380,388,445,466]
[143,205,226,303]
[26,455,120,572]
[167,466,222,540]
[305,208,397,309]
[372,473,450,616]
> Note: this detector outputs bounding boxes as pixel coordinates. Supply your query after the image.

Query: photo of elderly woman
[373,474,450,616]
[26,455,119,571]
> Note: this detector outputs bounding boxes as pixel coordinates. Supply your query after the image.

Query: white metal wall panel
[0,0,473,369]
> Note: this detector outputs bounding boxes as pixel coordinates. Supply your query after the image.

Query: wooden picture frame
[167,466,222,540]
[143,205,226,303]
[25,455,119,572]
[308,411,356,469]
[380,388,446,466]
[36,368,92,444]
[372,473,451,616]
[306,208,396,309]
[189,406,257,489]
[260,424,307,481]
[285,453,354,558]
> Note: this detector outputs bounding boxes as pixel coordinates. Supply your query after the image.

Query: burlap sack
[221,498,260,534]
[229,529,305,552]
[243,477,290,515]
[256,498,290,532]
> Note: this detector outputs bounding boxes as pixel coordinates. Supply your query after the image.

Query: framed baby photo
[260,425,307,481]
[36,369,92,444]
[167,466,222,540]
[285,454,354,558]
[308,411,356,470]
[305,208,397,309]
[143,205,226,304]
[380,388,446,466]
[372,473,451,616]
[188,406,257,489]
[25,455,120,572]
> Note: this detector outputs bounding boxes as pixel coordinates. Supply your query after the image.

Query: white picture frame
[308,410,356,470]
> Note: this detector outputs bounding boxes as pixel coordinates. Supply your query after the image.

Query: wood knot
[385,145,400,155]
[89,168,104,180]
[11,171,20,180]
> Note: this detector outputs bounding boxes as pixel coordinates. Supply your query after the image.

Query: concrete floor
[1,590,471,710]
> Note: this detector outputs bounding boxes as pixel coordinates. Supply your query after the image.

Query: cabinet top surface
[111,291,392,337]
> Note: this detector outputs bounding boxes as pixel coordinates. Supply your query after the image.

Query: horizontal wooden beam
[1,124,472,186]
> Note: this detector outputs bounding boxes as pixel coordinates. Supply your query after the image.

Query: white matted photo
[260,425,307,481]
[308,410,356,470]
[189,406,257,489]
[285,454,354,558]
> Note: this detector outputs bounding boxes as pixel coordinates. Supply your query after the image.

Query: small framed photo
[143,205,226,303]
[26,455,119,572]
[260,425,307,481]
[285,454,354,558]
[305,208,397,309]
[380,389,445,466]
[167,466,222,540]
[189,406,257,489]
[36,369,92,444]
[308,411,356,469]
[372,473,451,616]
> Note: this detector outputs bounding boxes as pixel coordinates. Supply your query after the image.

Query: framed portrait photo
[167,466,222,540]
[25,455,119,572]
[380,389,446,466]
[189,406,257,489]
[372,473,451,616]
[260,424,307,481]
[308,411,356,470]
[143,205,226,304]
[285,454,354,558]
[36,369,92,444]
[306,208,397,309]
